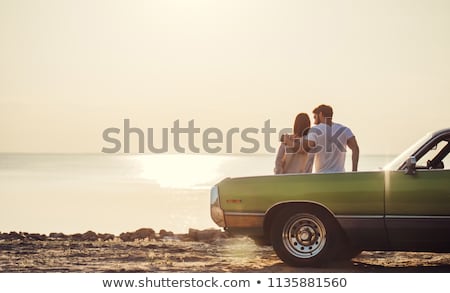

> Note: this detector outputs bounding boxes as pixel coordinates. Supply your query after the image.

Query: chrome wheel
[282,213,326,259]
[271,206,340,266]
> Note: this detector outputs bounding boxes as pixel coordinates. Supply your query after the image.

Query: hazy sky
[1,0,449,154]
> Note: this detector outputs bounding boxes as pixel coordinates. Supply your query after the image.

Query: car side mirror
[405,156,417,175]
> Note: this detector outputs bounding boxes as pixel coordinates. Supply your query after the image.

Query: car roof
[431,128,450,138]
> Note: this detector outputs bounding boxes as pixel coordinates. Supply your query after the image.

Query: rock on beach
[1,227,229,243]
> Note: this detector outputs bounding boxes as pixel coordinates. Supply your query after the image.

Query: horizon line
[0,151,399,157]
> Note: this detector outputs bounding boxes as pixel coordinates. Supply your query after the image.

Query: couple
[274,104,359,174]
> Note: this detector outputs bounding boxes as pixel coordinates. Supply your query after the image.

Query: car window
[383,132,432,170]
[416,140,450,170]
[444,154,450,170]
[442,146,450,170]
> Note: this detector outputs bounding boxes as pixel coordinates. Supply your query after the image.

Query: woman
[274,113,314,174]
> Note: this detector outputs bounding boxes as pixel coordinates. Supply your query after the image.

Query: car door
[385,137,450,251]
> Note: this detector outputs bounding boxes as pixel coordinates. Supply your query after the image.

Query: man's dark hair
[313,104,333,119]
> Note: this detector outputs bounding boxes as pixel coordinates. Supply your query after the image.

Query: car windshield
[383,132,432,171]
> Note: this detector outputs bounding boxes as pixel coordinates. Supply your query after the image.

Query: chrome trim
[335,215,384,219]
[210,185,225,227]
[224,212,265,216]
[222,213,450,220]
[210,185,219,204]
[386,215,450,219]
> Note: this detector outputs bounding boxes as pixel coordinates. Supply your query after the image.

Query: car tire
[334,247,362,262]
[346,248,362,259]
[270,206,341,267]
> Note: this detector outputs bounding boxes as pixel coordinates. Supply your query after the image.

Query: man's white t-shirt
[307,122,354,173]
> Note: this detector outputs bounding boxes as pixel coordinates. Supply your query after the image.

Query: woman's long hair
[293,113,311,137]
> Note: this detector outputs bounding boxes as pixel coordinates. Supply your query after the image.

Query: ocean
[0,153,395,235]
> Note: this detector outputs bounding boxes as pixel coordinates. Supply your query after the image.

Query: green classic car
[210,128,450,266]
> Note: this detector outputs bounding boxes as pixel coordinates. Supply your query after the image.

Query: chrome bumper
[210,185,225,227]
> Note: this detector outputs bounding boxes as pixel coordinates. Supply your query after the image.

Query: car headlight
[210,185,225,227]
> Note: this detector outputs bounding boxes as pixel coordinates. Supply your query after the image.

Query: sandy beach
[1,228,450,273]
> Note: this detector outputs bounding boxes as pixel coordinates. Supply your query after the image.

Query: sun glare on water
[136,154,229,189]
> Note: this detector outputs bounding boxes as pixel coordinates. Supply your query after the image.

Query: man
[305,104,359,173]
